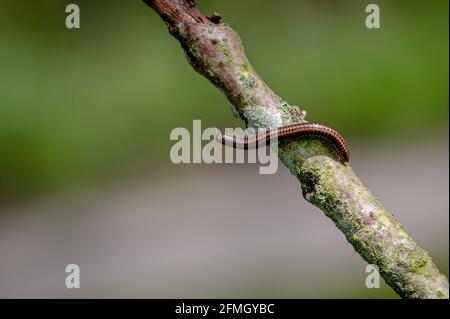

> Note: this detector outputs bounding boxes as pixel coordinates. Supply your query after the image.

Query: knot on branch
[300,171,319,200]
[206,12,223,24]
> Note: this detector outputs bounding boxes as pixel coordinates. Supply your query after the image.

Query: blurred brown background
[0,0,448,298]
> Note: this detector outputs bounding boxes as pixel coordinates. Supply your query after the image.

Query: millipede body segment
[217,123,350,162]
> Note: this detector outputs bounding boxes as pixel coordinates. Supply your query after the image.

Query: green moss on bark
[154,11,449,298]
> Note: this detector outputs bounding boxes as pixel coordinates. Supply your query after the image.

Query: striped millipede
[217,123,350,162]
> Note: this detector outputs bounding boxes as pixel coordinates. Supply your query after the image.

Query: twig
[143,0,449,298]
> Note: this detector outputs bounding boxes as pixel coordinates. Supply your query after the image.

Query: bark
[143,0,449,298]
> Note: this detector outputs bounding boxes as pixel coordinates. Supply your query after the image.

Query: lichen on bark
[169,21,303,128]
[295,156,448,298]
[144,0,449,298]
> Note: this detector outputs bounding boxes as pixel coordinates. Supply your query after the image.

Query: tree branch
[143,0,449,298]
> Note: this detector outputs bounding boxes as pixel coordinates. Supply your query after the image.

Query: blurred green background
[1,0,448,198]
[0,0,448,298]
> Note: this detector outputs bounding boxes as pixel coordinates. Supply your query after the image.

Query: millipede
[217,123,350,162]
